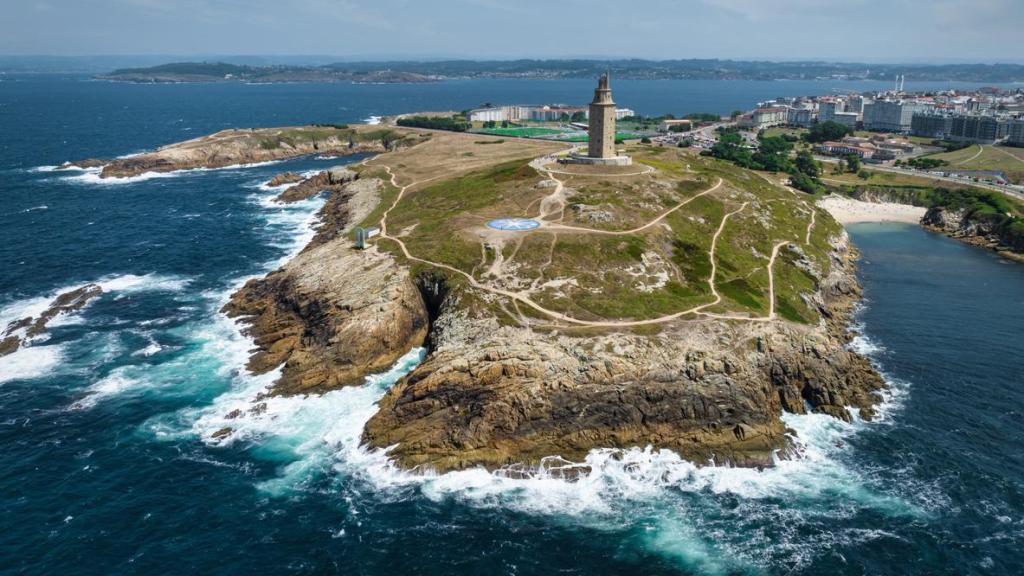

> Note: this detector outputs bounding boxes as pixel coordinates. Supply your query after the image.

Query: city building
[1009,118,1024,147]
[911,113,953,139]
[659,119,694,132]
[832,111,859,129]
[739,107,787,130]
[814,136,902,162]
[863,100,925,132]
[815,141,871,158]
[949,115,1003,144]
[912,112,1007,144]
[787,107,815,127]
[846,95,867,120]
[819,99,843,123]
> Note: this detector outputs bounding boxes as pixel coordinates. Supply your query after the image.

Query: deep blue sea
[1,76,1023,575]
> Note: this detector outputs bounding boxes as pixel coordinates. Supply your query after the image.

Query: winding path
[955,144,986,166]
[371,154,809,327]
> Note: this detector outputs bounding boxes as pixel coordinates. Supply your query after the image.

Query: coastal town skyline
[2,0,1021,62]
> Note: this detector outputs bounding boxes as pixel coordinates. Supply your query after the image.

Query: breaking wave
[0,273,193,383]
[143,268,925,573]
[0,344,65,384]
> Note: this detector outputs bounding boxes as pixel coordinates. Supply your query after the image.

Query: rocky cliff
[361,235,885,472]
[923,206,1024,261]
[222,170,430,397]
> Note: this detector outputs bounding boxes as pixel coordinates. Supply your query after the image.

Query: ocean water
[1,76,1023,575]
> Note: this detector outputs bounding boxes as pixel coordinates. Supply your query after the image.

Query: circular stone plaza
[486,218,541,231]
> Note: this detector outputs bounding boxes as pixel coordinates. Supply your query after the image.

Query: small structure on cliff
[353,226,380,249]
[566,74,632,167]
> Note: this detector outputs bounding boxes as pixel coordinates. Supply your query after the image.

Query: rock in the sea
[267,172,304,187]
[276,167,358,203]
[0,283,103,357]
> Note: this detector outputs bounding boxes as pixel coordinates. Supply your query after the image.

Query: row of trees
[803,121,854,143]
[396,115,471,132]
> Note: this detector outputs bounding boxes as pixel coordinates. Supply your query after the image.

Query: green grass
[923,144,1024,184]
[372,144,840,325]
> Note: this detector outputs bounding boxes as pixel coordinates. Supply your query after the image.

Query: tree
[844,154,862,174]
[640,136,652,144]
[570,111,586,122]
[857,170,872,180]
[731,110,744,119]
[804,121,853,143]
[789,171,823,194]
[753,136,794,172]
[794,150,821,178]
[708,132,756,168]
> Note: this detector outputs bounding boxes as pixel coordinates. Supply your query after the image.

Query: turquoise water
[1,77,1023,575]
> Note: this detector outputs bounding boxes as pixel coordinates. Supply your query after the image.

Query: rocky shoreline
[215,163,886,473]
[222,167,429,397]
[922,206,1024,263]
[361,235,884,472]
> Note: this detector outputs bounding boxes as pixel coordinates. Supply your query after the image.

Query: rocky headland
[221,167,428,399]
[62,125,422,179]
[361,236,883,471]
[205,129,888,473]
[922,205,1024,263]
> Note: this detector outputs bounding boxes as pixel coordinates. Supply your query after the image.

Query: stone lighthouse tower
[588,73,616,159]
[575,73,630,166]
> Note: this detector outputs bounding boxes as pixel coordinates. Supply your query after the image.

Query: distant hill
[96,59,1024,84]
[99,62,437,84]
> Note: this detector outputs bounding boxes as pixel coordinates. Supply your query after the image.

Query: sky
[1,0,1021,63]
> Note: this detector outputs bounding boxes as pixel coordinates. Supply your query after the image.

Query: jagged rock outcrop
[362,234,886,472]
[223,173,425,397]
[58,159,105,170]
[922,206,997,239]
[1,284,103,356]
[223,240,429,395]
[922,206,1023,259]
[267,172,304,187]
[276,167,358,203]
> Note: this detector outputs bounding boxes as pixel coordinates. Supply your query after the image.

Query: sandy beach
[817,195,927,225]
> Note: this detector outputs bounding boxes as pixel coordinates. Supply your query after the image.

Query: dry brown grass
[363,130,566,186]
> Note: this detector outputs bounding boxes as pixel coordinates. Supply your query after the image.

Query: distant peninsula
[97,59,1024,84]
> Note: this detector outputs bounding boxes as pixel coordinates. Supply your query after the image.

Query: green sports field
[475,126,641,142]
[475,127,568,138]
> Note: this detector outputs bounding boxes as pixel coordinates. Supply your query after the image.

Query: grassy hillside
[357,133,842,328]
